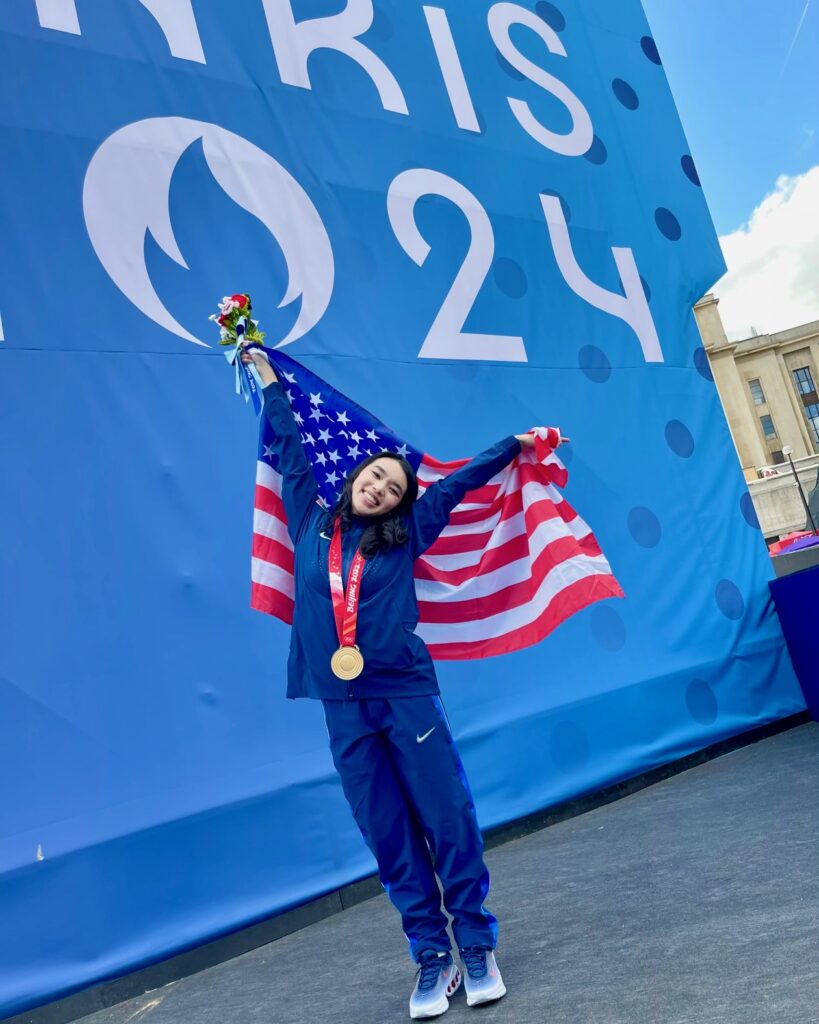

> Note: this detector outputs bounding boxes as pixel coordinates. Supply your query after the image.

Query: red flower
[231,293,249,310]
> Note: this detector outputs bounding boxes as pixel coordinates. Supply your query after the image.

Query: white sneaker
[409,951,462,1019]
[460,947,506,1007]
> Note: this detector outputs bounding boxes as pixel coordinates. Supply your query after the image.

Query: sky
[643,0,819,339]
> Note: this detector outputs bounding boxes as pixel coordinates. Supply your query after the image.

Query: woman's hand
[241,345,278,386]
[515,429,570,448]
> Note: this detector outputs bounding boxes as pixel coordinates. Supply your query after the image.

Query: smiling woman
[238,343,533,1017]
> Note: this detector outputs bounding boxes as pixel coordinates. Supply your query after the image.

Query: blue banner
[0,1,804,1014]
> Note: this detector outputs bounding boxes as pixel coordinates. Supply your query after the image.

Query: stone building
[693,294,819,540]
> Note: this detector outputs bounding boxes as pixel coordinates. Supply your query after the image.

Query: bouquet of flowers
[211,292,267,412]
[209,293,265,346]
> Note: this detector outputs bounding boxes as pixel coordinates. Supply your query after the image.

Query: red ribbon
[328,519,366,648]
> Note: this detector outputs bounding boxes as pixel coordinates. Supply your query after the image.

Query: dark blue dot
[541,189,571,223]
[584,135,607,165]
[681,155,701,186]
[693,346,713,381]
[655,208,682,240]
[715,580,744,620]
[686,680,718,725]
[493,257,528,298]
[665,420,694,458]
[536,2,566,32]
[641,36,662,65]
[496,49,524,80]
[740,492,760,530]
[579,345,611,383]
[628,507,662,548]
[590,605,626,651]
[612,78,639,110]
[549,722,590,772]
[640,276,651,302]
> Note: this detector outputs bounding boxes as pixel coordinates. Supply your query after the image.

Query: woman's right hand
[241,345,278,385]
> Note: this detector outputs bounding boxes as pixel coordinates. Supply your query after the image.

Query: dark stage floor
[76,723,819,1024]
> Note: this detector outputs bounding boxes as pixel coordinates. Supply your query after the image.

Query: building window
[805,403,819,445]
[748,378,766,404]
[760,414,777,438]
[771,450,786,464]
[793,366,816,396]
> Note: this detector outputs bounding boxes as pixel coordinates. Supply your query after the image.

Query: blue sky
[643,0,817,235]
[643,0,819,337]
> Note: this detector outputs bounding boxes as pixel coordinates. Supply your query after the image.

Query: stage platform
[65,723,819,1024]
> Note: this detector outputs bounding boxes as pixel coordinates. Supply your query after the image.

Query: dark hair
[332,452,419,558]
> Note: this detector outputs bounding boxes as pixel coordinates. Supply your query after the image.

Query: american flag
[251,350,623,660]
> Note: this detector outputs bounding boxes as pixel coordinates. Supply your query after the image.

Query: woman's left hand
[516,429,570,448]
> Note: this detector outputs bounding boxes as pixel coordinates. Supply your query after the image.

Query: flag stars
[396,443,410,457]
[328,450,341,464]
[309,408,323,422]
[304,433,316,446]
[316,452,327,466]
[293,410,304,425]
[348,445,361,459]
[318,428,332,444]
[336,410,350,425]
[326,470,340,486]
[282,371,297,384]
[365,429,379,442]
[309,392,324,406]
[349,430,362,443]
[263,443,277,459]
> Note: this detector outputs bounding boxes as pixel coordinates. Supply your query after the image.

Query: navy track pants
[322,695,498,961]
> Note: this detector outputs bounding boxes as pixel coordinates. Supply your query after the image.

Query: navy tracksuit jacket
[263,382,520,958]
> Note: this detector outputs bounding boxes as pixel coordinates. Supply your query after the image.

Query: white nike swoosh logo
[416,727,436,744]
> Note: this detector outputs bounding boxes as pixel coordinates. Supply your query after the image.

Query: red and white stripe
[250,446,623,660]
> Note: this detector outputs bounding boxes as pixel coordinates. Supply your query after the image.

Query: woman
[243,346,544,1019]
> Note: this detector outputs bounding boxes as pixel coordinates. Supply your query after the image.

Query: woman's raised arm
[243,348,319,543]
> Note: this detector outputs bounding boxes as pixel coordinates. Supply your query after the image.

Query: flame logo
[83,116,334,347]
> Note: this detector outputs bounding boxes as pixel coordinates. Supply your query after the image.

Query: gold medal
[330,644,365,680]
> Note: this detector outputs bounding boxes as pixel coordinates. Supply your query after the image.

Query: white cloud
[713,164,819,340]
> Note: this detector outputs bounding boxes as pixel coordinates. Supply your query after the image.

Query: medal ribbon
[328,520,365,648]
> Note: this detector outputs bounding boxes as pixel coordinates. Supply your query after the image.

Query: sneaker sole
[409,968,462,1019]
[465,978,507,1007]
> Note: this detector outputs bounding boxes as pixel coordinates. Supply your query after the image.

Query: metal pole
[787,453,819,534]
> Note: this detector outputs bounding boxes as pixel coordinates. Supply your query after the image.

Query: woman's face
[351,457,409,517]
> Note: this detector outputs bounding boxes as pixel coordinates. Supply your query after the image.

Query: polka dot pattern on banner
[536,2,566,32]
[693,347,713,381]
[493,257,528,298]
[590,605,626,651]
[641,36,662,65]
[665,419,695,458]
[655,207,682,241]
[740,492,760,529]
[549,721,590,772]
[584,135,608,165]
[681,155,701,186]
[686,679,718,725]
[715,579,744,620]
[612,78,639,110]
[496,50,524,80]
[578,345,611,383]
[628,507,662,548]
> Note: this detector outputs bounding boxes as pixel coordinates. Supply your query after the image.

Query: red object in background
[769,531,813,556]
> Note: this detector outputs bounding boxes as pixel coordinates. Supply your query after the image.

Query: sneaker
[460,947,506,1007]
[409,950,462,1019]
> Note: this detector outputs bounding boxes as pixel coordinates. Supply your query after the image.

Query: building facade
[694,295,819,539]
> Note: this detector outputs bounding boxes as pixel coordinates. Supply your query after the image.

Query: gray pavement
[78,723,819,1024]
